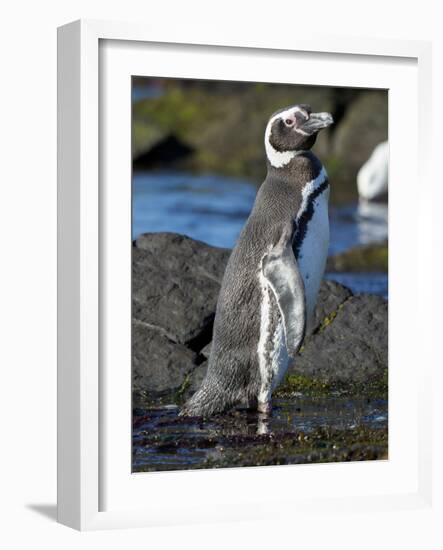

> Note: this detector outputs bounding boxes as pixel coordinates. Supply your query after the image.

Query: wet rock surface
[133,397,388,472]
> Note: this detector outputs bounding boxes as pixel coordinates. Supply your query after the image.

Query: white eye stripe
[268,106,305,127]
[264,106,308,167]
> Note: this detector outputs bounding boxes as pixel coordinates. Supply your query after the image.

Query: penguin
[357,141,389,202]
[181,104,333,417]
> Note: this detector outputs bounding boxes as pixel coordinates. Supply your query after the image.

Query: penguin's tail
[179,383,230,418]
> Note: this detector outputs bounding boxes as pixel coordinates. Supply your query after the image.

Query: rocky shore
[132,81,388,203]
[132,232,388,407]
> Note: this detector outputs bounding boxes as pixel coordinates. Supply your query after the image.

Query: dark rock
[132,232,388,401]
[135,232,230,284]
[132,321,199,394]
[187,361,208,396]
[308,280,352,335]
[291,294,388,384]
[132,232,230,346]
[133,135,193,169]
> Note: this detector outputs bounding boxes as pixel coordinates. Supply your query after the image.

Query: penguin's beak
[299,112,334,135]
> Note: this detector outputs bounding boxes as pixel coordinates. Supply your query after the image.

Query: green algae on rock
[132,80,388,200]
[327,241,388,272]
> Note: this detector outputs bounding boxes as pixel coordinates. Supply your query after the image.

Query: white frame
[101,40,419,516]
[58,19,435,531]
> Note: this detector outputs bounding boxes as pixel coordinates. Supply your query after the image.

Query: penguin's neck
[266,150,322,184]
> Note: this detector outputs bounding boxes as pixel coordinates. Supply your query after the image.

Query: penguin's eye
[284,118,295,127]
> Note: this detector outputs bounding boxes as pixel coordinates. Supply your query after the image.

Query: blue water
[132,171,257,248]
[132,170,388,297]
[132,84,163,102]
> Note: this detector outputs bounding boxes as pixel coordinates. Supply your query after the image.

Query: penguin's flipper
[262,225,306,358]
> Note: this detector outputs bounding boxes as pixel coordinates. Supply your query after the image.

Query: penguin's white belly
[256,188,329,405]
[257,274,290,405]
[297,190,330,325]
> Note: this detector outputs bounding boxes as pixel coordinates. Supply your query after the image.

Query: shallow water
[133,397,388,472]
[132,170,388,296]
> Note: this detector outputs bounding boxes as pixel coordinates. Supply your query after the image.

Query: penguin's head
[265,104,333,168]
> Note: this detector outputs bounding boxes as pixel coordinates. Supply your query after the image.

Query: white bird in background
[357,141,389,202]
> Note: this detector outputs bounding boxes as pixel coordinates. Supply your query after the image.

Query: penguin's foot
[257,416,269,435]
[257,401,272,415]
